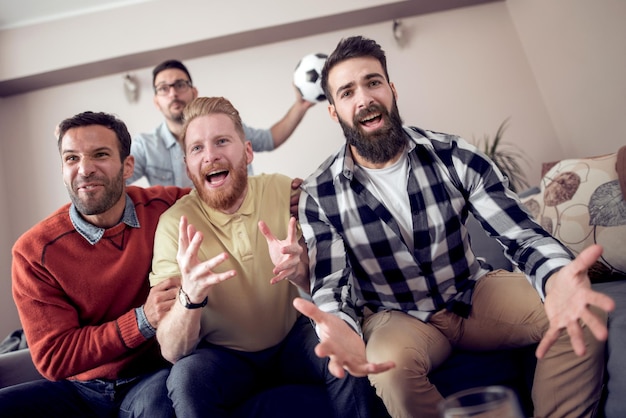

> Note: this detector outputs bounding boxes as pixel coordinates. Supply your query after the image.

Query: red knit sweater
[11,186,188,381]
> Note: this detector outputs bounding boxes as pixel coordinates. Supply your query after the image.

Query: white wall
[508,0,626,159]
[0,103,16,336]
[0,0,624,339]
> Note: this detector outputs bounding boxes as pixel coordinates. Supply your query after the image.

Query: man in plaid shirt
[294,36,614,418]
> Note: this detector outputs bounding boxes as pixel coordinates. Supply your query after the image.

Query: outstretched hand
[259,216,303,286]
[537,244,615,358]
[176,215,236,302]
[293,298,395,378]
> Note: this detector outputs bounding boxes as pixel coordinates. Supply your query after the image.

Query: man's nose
[166,85,178,97]
[78,158,96,176]
[202,147,220,164]
[355,88,374,109]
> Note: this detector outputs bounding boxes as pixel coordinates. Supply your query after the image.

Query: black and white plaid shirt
[299,126,572,334]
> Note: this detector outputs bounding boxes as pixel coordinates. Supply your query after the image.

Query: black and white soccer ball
[293,53,328,103]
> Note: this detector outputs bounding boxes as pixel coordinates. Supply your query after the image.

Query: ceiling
[0,0,154,30]
[0,0,499,96]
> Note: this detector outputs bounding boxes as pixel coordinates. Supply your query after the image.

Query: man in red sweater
[0,111,188,417]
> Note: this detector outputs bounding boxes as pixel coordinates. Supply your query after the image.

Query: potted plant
[475,118,530,193]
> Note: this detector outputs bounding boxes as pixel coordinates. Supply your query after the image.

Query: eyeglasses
[154,79,192,96]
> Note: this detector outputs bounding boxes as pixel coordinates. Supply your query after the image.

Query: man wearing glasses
[128,60,315,188]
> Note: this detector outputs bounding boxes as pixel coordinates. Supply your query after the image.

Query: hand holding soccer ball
[293,53,328,103]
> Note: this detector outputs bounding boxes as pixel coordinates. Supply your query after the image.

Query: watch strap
[178,287,208,309]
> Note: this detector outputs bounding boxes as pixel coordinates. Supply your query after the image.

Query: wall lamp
[123,73,139,103]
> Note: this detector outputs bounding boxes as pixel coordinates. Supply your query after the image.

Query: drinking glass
[438,385,524,418]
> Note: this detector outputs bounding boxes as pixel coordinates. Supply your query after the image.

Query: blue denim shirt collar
[69,194,140,245]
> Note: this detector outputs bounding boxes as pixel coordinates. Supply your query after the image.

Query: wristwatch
[178,287,208,309]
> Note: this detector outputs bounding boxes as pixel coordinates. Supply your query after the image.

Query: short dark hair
[321,36,390,104]
[56,111,132,161]
[152,59,193,87]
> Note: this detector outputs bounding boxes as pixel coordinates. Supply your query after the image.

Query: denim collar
[69,194,140,245]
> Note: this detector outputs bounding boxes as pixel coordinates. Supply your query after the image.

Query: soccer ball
[293,53,328,103]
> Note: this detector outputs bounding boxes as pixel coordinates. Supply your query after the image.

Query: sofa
[0,340,537,417]
[0,219,536,415]
[5,146,624,416]
[519,146,626,418]
[0,211,538,417]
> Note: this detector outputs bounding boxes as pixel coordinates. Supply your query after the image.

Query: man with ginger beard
[293,36,614,418]
[149,96,382,418]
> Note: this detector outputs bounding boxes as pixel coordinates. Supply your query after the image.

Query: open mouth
[359,112,383,128]
[205,169,229,185]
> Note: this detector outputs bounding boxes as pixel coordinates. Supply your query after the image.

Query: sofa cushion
[521,150,626,281]
[466,213,512,271]
[0,349,43,389]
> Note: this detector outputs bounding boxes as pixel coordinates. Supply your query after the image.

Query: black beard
[173,114,185,124]
[170,100,186,124]
[68,167,125,216]
[338,100,407,164]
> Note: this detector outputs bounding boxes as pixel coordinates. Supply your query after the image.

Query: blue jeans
[0,368,172,418]
[167,315,383,418]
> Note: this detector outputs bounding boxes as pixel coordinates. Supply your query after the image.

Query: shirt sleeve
[149,208,182,287]
[299,186,363,336]
[449,136,572,299]
[135,306,156,339]
[243,123,274,152]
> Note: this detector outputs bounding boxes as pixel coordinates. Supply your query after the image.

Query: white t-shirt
[360,151,413,251]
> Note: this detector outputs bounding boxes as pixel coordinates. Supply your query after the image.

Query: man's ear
[123,155,135,180]
[185,163,192,182]
[152,94,160,111]
[328,104,339,123]
[390,81,398,101]
[245,141,254,165]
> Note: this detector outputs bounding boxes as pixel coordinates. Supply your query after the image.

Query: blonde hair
[181,96,245,150]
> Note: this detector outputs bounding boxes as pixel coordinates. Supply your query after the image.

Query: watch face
[179,288,187,306]
[178,287,207,309]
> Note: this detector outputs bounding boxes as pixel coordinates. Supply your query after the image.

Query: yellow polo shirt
[150,174,301,351]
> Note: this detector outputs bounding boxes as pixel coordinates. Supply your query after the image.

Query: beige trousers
[363,271,606,418]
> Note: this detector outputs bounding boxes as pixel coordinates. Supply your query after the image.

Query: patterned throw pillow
[521,151,626,281]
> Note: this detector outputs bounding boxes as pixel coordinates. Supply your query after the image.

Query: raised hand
[293,83,317,109]
[293,297,396,378]
[258,216,305,287]
[537,244,615,358]
[176,215,236,303]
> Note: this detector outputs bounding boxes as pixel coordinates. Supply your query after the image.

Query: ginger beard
[337,99,407,164]
[190,151,248,212]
